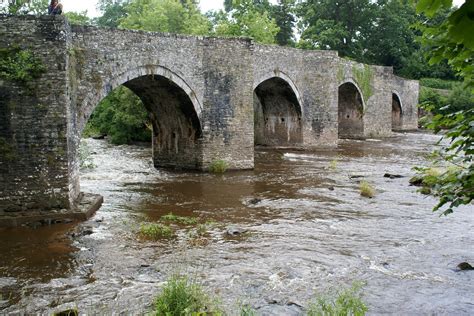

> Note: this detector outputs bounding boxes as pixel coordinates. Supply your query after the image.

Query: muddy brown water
[0,132,473,315]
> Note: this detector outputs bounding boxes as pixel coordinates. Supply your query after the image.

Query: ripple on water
[2,133,474,314]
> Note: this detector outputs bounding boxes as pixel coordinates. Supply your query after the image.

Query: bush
[307,282,368,316]
[418,87,446,112]
[419,77,458,90]
[154,275,221,316]
[139,223,173,240]
[360,181,375,198]
[209,159,228,173]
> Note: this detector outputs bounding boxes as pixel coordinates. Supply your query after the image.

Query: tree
[84,86,151,145]
[65,11,91,25]
[0,0,48,15]
[363,0,418,72]
[119,0,211,35]
[416,0,474,215]
[297,0,378,58]
[95,0,129,28]
[214,0,279,44]
[270,0,296,46]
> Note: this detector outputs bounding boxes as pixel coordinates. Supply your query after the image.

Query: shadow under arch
[77,65,203,170]
[253,72,303,146]
[391,91,403,130]
[338,79,365,139]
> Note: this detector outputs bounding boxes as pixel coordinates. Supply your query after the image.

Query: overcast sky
[62,0,466,18]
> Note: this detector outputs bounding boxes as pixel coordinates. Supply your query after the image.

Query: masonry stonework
[0,15,419,219]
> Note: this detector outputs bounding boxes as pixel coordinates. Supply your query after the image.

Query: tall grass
[209,159,228,173]
[139,223,173,240]
[161,212,198,225]
[307,282,368,316]
[154,275,221,315]
[360,181,375,198]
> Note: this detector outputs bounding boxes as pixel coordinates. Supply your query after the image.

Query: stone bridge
[0,15,419,220]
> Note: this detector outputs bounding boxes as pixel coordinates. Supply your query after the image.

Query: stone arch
[253,72,303,146]
[77,65,203,170]
[392,91,403,130]
[338,80,365,139]
[78,65,202,134]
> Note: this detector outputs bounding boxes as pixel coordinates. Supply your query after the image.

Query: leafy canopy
[213,0,280,44]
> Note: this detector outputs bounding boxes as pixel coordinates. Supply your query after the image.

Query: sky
[62,0,466,18]
[62,0,227,17]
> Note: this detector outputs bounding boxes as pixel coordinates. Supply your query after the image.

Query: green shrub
[419,78,457,90]
[418,87,446,112]
[360,181,375,198]
[307,283,368,316]
[139,223,173,240]
[154,275,221,316]
[161,212,198,225]
[209,159,228,173]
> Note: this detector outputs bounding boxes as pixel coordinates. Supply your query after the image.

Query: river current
[0,132,473,314]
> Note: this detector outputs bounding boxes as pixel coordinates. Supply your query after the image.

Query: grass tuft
[139,223,173,240]
[360,181,376,198]
[307,282,368,316]
[209,159,228,173]
[154,275,222,315]
[161,212,198,225]
[329,159,338,170]
[240,304,258,316]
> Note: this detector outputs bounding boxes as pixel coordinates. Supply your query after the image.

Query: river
[0,132,473,315]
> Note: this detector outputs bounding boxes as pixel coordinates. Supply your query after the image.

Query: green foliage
[416,0,474,91]
[154,275,221,315]
[418,105,474,215]
[83,86,151,144]
[209,159,228,173]
[270,0,296,46]
[415,0,474,215]
[0,47,45,84]
[352,64,374,103]
[296,0,457,79]
[119,0,211,35]
[240,304,258,316]
[95,0,129,28]
[360,181,376,198]
[161,212,198,225]
[0,0,48,15]
[139,223,173,240]
[418,86,446,114]
[65,11,91,25]
[297,0,377,58]
[213,0,280,44]
[419,77,457,90]
[307,282,368,316]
